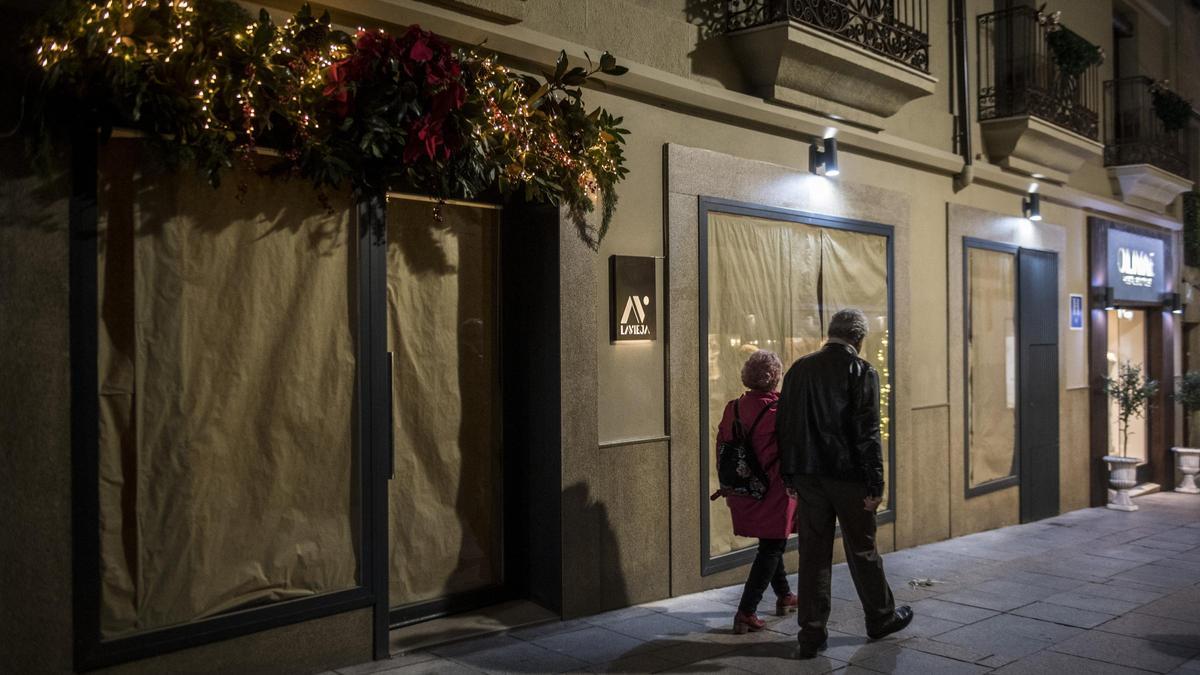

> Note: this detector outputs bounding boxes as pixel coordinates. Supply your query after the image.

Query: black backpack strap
[730,398,744,439]
[745,400,777,437]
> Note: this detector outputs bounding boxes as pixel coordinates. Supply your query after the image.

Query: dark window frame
[697,196,896,577]
[962,237,1021,499]
[70,128,386,671]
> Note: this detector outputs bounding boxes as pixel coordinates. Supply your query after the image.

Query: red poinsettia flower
[403,115,450,163]
[431,83,466,117]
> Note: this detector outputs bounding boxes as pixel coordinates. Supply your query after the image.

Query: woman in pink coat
[716,350,799,633]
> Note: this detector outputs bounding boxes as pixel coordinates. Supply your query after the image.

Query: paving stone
[532,625,654,665]
[934,588,1034,612]
[991,649,1153,674]
[585,606,660,626]
[573,650,677,673]
[1174,657,1200,672]
[1010,601,1116,628]
[638,637,743,666]
[1051,629,1199,673]
[605,611,710,641]
[909,598,998,624]
[1133,538,1198,553]
[429,634,588,667]
[1088,544,1172,563]
[1133,587,1200,624]
[897,636,993,664]
[853,646,991,674]
[1040,588,1145,615]
[507,618,592,641]
[337,652,439,674]
[997,570,1089,592]
[820,629,904,664]
[710,640,849,674]
[361,657,481,674]
[931,613,1083,663]
[1096,612,1200,649]
[900,613,966,639]
[1113,563,1200,589]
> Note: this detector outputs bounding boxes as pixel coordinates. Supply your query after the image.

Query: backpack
[713,398,777,501]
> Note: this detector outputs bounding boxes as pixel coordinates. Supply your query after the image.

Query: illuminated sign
[1107,229,1165,303]
[610,255,657,342]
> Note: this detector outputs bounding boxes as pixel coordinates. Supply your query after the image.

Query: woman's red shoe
[776,592,798,616]
[733,610,766,634]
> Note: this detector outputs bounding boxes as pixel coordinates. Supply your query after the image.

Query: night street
[337,493,1200,674]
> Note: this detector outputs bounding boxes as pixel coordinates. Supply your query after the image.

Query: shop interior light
[1022,191,1042,221]
[809,137,839,177]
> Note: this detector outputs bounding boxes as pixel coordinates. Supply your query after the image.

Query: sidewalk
[338,492,1200,674]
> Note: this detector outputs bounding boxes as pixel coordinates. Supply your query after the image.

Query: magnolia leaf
[553,50,567,81]
[599,52,616,72]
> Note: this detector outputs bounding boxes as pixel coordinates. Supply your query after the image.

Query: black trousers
[737,538,791,613]
[793,475,895,645]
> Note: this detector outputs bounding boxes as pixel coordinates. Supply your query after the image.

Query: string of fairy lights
[32,0,628,241]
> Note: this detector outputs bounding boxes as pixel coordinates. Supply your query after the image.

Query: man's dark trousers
[793,475,895,646]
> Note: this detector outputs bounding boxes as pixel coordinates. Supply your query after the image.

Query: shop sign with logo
[610,255,656,342]
[1107,229,1164,303]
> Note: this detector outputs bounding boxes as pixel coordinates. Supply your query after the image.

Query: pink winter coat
[717,390,798,540]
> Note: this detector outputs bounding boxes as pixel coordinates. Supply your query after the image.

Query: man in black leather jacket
[778,308,912,658]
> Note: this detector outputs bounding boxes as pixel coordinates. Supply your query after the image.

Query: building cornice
[262,0,1181,231]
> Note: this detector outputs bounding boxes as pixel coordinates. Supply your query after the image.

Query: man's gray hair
[828,308,869,344]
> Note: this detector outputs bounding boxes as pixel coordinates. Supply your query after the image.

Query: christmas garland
[1037,8,1105,79]
[1150,82,1193,133]
[29,0,630,246]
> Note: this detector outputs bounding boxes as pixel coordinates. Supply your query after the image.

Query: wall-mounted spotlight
[809,137,839,177]
[1166,292,1184,315]
[1094,286,1115,311]
[1022,191,1042,221]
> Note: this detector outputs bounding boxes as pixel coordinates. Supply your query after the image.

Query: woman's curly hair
[741,350,782,392]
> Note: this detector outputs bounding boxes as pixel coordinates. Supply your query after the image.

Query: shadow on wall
[562,482,630,615]
[685,0,750,93]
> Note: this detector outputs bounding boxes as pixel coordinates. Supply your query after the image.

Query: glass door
[384,196,505,626]
[1107,308,1149,476]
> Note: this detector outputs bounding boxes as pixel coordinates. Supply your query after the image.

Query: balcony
[976,6,1103,183]
[1104,76,1194,212]
[724,0,937,129]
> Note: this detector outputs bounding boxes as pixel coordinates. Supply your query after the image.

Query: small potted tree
[1171,371,1200,494]
[1102,362,1158,511]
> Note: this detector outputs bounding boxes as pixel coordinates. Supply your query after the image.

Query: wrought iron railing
[726,0,930,73]
[977,6,1101,140]
[1104,76,1190,178]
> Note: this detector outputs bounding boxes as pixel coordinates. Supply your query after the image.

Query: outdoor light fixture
[1098,286,1115,311]
[1166,292,1184,314]
[810,137,839,177]
[1022,191,1042,221]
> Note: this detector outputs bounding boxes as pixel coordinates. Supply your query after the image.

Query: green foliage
[1176,371,1200,411]
[1151,85,1193,133]
[28,0,630,245]
[1103,361,1158,458]
[1045,28,1104,78]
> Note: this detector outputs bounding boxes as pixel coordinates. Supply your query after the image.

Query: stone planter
[1103,455,1141,511]
[1170,448,1200,494]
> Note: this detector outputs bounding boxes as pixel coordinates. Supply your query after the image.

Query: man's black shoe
[796,640,827,659]
[866,606,913,640]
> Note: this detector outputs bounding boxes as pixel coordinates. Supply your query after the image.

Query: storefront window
[386,198,503,610]
[966,246,1018,490]
[705,210,892,560]
[1107,308,1148,462]
[96,140,359,638]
